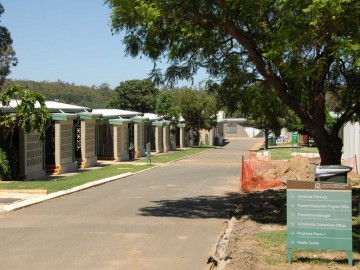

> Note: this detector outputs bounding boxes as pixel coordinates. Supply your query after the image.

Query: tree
[244,83,286,149]
[0,84,50,179]
[108,79,159,113]
[213,79,287,149]
[106,0,360,165]
[0,3,18,90]
[155,90,179,120]
[178,89,219,144]
[156,87,219,144]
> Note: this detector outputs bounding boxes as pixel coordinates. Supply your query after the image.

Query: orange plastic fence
[241,155,286,192]
[241,154,358,192]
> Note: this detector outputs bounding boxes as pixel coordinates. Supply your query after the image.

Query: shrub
[0,148,10,180]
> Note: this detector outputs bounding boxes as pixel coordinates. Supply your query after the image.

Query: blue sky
[1,0,205,88]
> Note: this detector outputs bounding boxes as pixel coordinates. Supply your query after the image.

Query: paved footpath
[0,138,261,270]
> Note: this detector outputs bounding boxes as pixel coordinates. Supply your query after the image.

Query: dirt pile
[262,155,360,186]
[262,155,320,182]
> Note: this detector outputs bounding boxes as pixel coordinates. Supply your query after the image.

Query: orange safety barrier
[241,154,359,192]
[241,155,286,192]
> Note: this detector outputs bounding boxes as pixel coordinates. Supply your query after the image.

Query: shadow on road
[138,189,287,223]
[138,192,241,219]
[138,188,360,253]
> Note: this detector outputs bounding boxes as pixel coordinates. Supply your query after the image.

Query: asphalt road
[0,138,260,270]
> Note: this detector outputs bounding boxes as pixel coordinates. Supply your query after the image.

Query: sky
[1,0,206,89]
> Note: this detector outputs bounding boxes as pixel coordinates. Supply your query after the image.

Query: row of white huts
[3,99,358,180]
[1,101,227,180]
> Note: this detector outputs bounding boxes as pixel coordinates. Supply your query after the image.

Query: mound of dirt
[262,155,320,182]
[262,155,360,186]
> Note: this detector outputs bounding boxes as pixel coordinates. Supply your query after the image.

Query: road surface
[0,138,259,270]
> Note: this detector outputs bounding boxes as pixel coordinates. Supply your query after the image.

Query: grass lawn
[0,164,152,194]
[135,145,214,163]
[0,145,214,193]
[259,144,319,160]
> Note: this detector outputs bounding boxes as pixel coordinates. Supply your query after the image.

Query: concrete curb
[206,217,237,270]
[2,172,133,213]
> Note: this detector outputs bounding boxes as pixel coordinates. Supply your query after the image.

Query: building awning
[92,109,142,119]
[0,100,90,114]
[163,120,172,126]
[51,113,79,121]
[108,118,132,125]
[78,112,102,120]
[131,116,149,123]
[45,101,90,113]
[221,118,247,124]
[151,120,168,127]
[144,113,162,121]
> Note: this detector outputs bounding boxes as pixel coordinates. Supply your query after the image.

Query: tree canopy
[155,87,219,143]
[106,0,360,165]
[108,79,159,113]
[0,3,18,89]
[155,90,179,120]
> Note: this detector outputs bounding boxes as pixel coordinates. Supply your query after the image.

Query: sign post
[291,133,298,153]
[146,143,151,165]
[287,180,352,266]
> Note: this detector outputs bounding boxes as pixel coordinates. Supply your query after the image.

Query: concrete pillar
[163,125,171,152]
[217,123,224,145]
[170,125,177,150]
[209,128,214,145]
[78,119,97,168]
[179,127,185,148]
[134,123,146,157]
[19,130,45,180]
[155,126,164,153]
[113,124,129,161]
[55,120,75,174]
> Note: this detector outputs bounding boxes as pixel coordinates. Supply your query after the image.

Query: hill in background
[2,79,114,109]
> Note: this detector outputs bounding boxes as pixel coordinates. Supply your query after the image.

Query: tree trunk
[312,130,343,165]
[264,129,269,150]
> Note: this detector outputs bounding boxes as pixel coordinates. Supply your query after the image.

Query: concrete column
[79,119,97,168]
[218,123,224,145]
[19,130,45,180]
[170,125,177,150]
[113,125,129,161]
[55,120,75,174]
[179,127,185,148]
[163,125,171,152]
[155,126,164,153]
[134,123,146,157]
[209,128,214,145]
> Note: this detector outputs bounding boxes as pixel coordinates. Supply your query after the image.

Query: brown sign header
[287,180,351,191]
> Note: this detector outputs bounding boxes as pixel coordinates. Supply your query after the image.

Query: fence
[241,153,358,192]
[241,154,286,192]
[341,155,358,174]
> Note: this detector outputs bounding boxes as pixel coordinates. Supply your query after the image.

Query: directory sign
[287,180,352,265]
[291,133,298,142]
[291,133,298,153]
